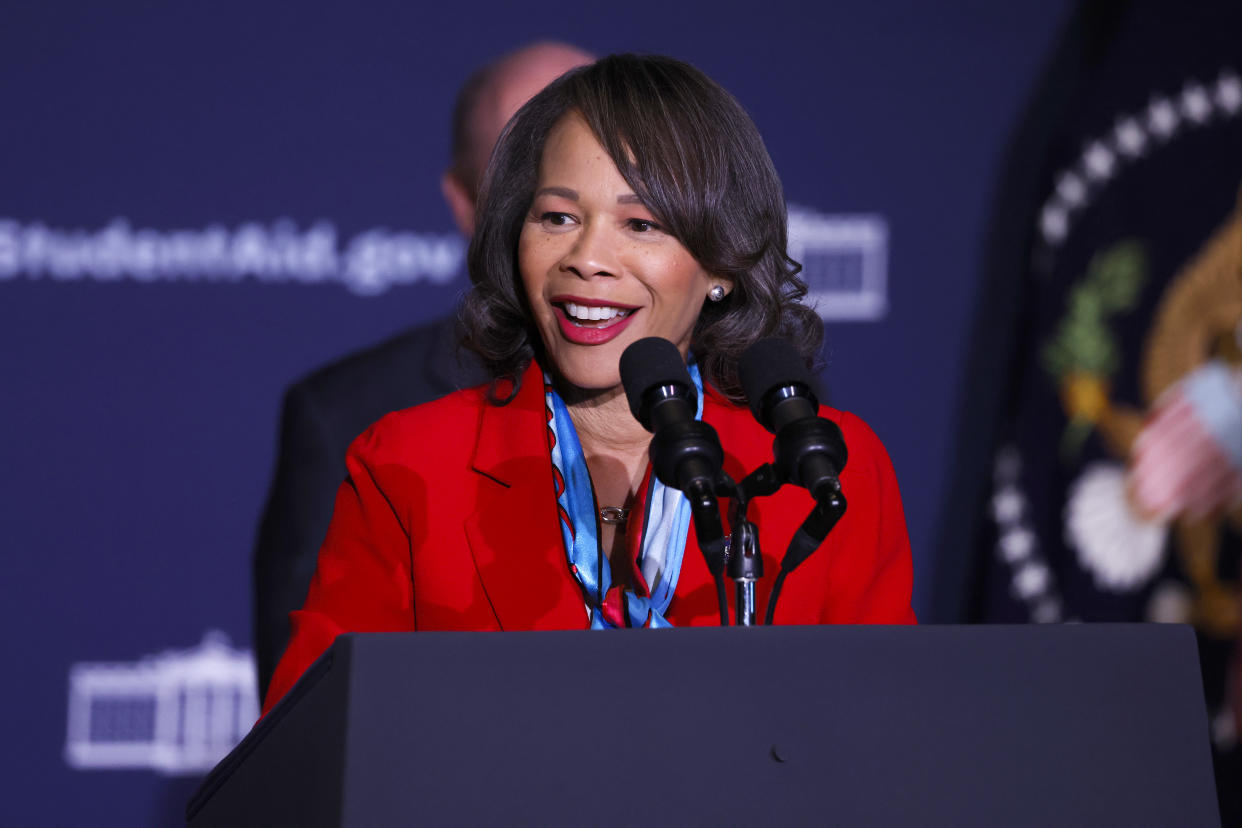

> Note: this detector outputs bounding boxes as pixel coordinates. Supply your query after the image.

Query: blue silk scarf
[543,364,704,628]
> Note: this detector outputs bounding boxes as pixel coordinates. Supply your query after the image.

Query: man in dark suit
[252,41,593,697]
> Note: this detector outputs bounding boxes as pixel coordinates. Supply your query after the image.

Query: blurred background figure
[935,1,1241,820]
[251,40,593,698]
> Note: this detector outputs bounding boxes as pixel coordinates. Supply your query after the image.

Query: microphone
[620,338,728,584]
[738,337,846,505]
[620,337,724,494]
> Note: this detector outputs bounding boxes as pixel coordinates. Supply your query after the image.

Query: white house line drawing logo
[788,208,888,321]
[65,631,258,775]
[0,207,889,320]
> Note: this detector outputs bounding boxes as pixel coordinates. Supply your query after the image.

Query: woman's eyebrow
[533,187,644,205]
[534,186,578,200]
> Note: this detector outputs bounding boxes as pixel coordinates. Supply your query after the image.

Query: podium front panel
[188,625,1219,826]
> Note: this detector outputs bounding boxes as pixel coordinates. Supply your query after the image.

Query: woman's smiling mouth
[551,298,640,344]
[559,301,635,326]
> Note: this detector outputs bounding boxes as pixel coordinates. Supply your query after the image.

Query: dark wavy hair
[459,53,823,403]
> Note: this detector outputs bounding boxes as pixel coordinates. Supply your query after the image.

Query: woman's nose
[558,222,619,279]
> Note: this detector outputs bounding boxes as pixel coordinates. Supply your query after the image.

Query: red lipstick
[551,300,639,345]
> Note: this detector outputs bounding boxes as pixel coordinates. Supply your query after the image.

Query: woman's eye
[541,212,574,226]
[627,219,661,233]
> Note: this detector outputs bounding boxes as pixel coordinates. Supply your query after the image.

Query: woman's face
[518,112,724,395]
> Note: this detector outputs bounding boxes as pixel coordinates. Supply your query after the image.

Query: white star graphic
[1056,171,1086,206]
[1216,71,1242,114]
[1180,83,1212,123]
[1013,561,1051,600]
[1084,140,1115,182]
[992,487,1025,524]
[1000,528,1035,563]
[1032,598,1062,623]
[993,445,1021,482]
[1113,117,1147,158]
[1146,96,1179,139]
[1040,204,1069,245]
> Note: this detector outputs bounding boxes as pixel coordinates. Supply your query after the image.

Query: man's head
[442,41,593,236]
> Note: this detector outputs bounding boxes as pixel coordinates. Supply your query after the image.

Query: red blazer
[263,362,916,714]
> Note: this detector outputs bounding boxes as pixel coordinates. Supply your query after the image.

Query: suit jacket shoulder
[346,380,492,477]
[253,315,484,697]
[289,315,484,450]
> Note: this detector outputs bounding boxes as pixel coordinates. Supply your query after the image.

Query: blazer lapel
[464,365,588,631]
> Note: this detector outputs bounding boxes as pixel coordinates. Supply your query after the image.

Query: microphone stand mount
[724,464,784,626]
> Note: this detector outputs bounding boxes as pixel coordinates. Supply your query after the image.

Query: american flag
[1129,361,1242,521]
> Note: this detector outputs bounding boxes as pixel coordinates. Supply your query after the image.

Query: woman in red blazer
[264,54,915,716]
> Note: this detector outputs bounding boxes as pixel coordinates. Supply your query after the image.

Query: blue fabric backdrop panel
[0,1,1067,824]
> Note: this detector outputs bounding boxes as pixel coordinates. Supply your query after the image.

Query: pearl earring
[708,284,726,302]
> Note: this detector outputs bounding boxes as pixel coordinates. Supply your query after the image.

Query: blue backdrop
[1,1,1069,824]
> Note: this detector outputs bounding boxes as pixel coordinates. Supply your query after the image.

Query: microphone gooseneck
[739,337,851,624]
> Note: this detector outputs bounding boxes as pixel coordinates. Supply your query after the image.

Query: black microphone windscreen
[619,337,692,427]
[738,337,814,422]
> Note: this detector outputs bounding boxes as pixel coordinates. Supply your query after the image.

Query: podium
[188,625,1219,826]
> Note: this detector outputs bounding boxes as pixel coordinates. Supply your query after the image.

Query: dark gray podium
[188,625,1219,826]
